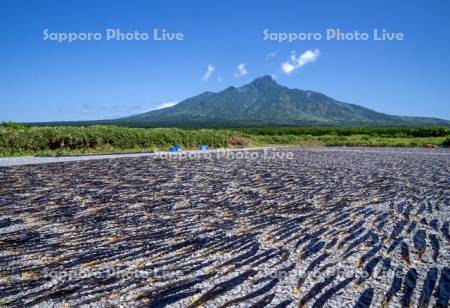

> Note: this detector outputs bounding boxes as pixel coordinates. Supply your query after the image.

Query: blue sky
[1,0,449,122]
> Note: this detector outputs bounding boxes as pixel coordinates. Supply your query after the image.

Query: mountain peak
[243,75,281,91]
[251,75,276,84]
[123,77,449,127]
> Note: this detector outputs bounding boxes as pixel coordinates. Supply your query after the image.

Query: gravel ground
[0,148,285,167]
[1,147,448,167]
[0,147,449,307]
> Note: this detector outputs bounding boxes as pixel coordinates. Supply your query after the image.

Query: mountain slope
[122,76,449,127]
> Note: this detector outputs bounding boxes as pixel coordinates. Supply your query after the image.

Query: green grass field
[0,123,449,157]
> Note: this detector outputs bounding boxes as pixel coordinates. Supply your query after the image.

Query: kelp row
[0,148,449,307]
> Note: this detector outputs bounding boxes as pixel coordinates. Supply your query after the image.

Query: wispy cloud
[79,104,145,117]
[266,51,277,59]
[281,49,320,74]
[150,101,178,111]
[234,63,248,78]
[202,64,215,81]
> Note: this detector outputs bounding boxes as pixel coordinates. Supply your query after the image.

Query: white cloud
[281,62,295,74]
[234,63,248,78]
[150,101,178,111]
[298,49,320,66]
[202,64,215,81]
[281,49,320,74]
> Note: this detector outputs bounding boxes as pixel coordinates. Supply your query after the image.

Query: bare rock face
[0,147,449,307]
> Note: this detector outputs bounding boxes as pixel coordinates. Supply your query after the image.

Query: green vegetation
[248,134,446,148]
[0,123,448,157]
[235,126,450,137]
[240,127,450,147]
[0,124,247,156]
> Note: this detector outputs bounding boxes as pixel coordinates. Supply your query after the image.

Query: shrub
[443,137,450,147]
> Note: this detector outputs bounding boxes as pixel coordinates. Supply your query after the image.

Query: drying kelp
[0,147,449,307]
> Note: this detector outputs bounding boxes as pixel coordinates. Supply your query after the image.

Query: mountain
[120,76,449,127]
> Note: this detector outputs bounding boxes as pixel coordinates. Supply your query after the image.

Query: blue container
[169,145,182,152]
[200,145,209,151]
